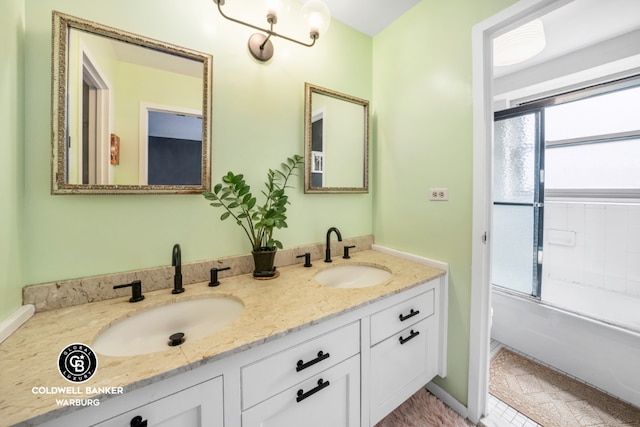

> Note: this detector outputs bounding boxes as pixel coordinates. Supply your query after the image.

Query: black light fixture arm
[214,0,317,48]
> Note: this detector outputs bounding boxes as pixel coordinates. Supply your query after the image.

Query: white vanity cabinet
[242,355,360,427]
[93,377,223,427]
[240,322,361,427]
[34,274,447,427]
[368,288,440,425]
[38,375,224,427]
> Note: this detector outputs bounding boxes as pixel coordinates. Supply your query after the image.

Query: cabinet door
[242,355,359,427]
[370,317,436,425]
[93,376,223,427]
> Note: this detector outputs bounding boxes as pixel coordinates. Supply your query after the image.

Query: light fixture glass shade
[265,0,291,19]
[302,0,331,37]
[493,19,546,67]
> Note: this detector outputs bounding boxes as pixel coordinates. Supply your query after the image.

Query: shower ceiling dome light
[213,0,331,62]
[493,19,546,67]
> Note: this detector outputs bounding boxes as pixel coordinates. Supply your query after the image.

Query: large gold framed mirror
[304,83,369,194]
[51,12,212,194]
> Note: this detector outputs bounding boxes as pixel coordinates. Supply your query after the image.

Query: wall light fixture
[213,0,331,62]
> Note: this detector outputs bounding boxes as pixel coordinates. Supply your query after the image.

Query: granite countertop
[0,249,445,426]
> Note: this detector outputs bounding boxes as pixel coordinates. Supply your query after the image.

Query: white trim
[371,244,448,271]
[0,305,35,344]
[469,0,573,423]
[425,382,468,420]
[81,43,110,185]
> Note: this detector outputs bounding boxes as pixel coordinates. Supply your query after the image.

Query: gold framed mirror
[51,12,213,194]
[304,83,369,194]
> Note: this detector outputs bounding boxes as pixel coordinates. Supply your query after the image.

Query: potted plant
[203,154,303,278]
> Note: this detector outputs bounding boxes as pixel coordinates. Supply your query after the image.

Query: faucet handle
[343,245,356,259]
[296,253,312,267]
[209,266,231,287]
[114,280,145,303]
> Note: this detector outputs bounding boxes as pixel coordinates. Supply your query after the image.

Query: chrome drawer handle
[296,350,330,372]
[296,378,330,403]
[399,329,420,345]
[399,308,420,322]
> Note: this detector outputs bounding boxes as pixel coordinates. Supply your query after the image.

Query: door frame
[468,0,572,422]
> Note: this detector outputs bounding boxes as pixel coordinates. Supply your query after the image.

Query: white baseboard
[0,305,35,344]
[426,381,469,421]
[371,245,449,272]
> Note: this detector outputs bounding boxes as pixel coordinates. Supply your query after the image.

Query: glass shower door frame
[492,106,545,298]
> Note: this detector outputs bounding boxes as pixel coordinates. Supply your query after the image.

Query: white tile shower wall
[543,202,640,297]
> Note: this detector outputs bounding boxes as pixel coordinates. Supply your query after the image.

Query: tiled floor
[485,394,541,427]
[482,340,542,427]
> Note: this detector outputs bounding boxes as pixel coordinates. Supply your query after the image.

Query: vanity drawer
[370,289,434,345]
[370,317,436,424]
[242,355,360,427]
[241,321,360,410]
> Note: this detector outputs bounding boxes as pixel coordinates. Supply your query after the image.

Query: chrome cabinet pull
[296,350,330,372]
[399,308,420,322]
[399,329,420,345]
[296,378,330,403]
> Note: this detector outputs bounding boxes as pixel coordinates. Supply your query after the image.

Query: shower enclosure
[491,109,544,297]
[491,80,640,331]
[490,79,640,408]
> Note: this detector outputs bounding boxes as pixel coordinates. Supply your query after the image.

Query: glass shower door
[491,110,543,297]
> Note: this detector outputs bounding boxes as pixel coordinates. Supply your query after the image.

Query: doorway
[471,0,640,422]
[78,52,109,185]
[310,108,325,187]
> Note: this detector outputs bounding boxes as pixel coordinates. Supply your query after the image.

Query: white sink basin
[93,297,244,357]
[314,264,392,289]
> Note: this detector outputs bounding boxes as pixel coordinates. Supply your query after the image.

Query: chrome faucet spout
[172,243,184,294]
[325,227,343,263]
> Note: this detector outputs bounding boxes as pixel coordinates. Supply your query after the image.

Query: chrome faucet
[325,227,343,263]
[172,243,184,294]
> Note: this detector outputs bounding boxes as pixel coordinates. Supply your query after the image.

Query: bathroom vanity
[0,250,447,427]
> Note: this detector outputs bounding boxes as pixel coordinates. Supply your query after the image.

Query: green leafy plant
[203,154,303,251]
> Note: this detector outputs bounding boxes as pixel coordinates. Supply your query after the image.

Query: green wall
[20,0,372,288]
[0,0,25,320]
[372,0,517,405]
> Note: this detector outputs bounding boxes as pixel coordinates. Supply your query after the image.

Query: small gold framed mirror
[303,83,369,194]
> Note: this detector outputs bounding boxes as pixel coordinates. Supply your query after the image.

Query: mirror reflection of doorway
[146,110,202,186]
[80,54,109,185]
[311,109,325,187]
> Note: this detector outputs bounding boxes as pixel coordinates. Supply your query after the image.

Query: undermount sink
[93,297,244,357]
[314,264,392,289]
